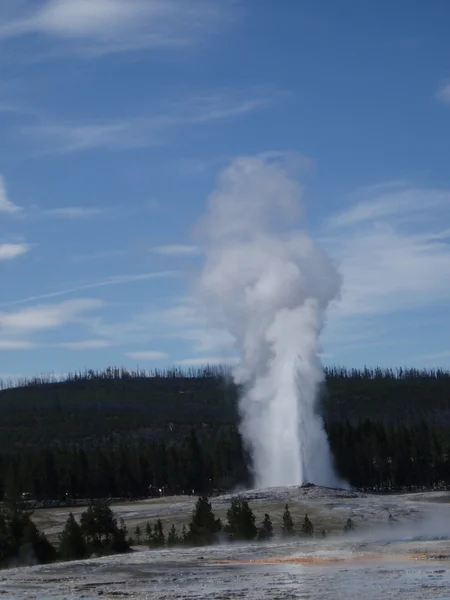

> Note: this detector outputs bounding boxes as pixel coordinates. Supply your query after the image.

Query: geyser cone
[197,156,341,488]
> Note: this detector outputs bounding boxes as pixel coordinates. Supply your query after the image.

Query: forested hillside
[0,366,449,500]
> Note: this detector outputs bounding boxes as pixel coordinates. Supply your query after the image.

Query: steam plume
[197,156,341,488]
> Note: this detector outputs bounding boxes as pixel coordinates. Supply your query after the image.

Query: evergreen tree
[80,500,117,545]
[225,497,257,541]
[134,524,142,545]
[145,521,152,544]
[58,513,88,560]
[257,513,273,541]
[0,506,56,566]
[22,518,56,565]
[187,496,222,546]
[151,519,165,548]
[167,524,179,547]
[111,517,130,553]
[181,524,188,545]
[281,504,295,536]
[301,514,314,537]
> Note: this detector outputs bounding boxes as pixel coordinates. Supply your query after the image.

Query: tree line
[1,366,449,454]
[1,417,450,503]
[0,495,356,569]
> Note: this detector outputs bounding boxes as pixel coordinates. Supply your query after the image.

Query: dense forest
[0,366,449,501]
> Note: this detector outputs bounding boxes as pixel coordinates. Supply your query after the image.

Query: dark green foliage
[167,524,179,547]
[225,497,257,541]
[145,521,152,544]
[110,518,130,553]
[149,519,165,548]
[134,524,142,544]
[0,367,450,500]
[301,514,314,537]
[343,518,354,533]
[281,504,295,536]
[181,524,188,545]
[58,513,88,560]
[79,501,130,555]
[187,496,222,546]
[0,505,56,567]
[257,513,273,540]
[80,500,118,544]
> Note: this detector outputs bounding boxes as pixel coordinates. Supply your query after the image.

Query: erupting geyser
[197,156,341,488]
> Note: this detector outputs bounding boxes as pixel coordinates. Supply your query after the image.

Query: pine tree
[281,504,294,536]
[167,524,179,547]
[301,514,314,537]
[225,497,257,541]
[145,521,152,544]
[80,500,117,545]
[181,524,188,545]
[187,496,222,546]
[149,520,165,548]
[257,513,273,541]
[58,513,88,560]
[111,517,130,553]
[134,524,142,545]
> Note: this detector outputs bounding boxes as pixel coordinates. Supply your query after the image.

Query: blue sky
[1,0,450,380]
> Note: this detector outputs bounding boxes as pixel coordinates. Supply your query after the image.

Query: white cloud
[436,83,450,105]
[170,327,234,354]
[85,296,236,355]
[0,298,103,335]
[1,271,178,308]
[0,339,36,350]
[44,206,104,218]
[59,339,112,350]
[0,175,22,213]
[175,356,239,367]
[126,350,168,360]
[21,89,275,153]
[326,184,450,229]
[0,243,30,261]
[410,349,450,363]
[152,244,200,256]
[328,226,450,317]
[0,0,233,57]
[323,184,450,321]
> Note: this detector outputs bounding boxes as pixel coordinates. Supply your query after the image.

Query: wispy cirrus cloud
[152,244,200,256]
[43,206,105,218]
[322,182,450,325]
[0,299,104,352]
[175,356,239,367]
[1,173,103,221]
[59,339,112,350]
[0,0,235,58]
[0,243,30,261]
[325,183,450,229]
[126,350,168,360]
[0,298,103,335]
[436,82,450,105]
[0,174,22,213]
[0,271,179,308]
[0,339,37,350]
[88,298,236,359]
[20,88,276,153]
